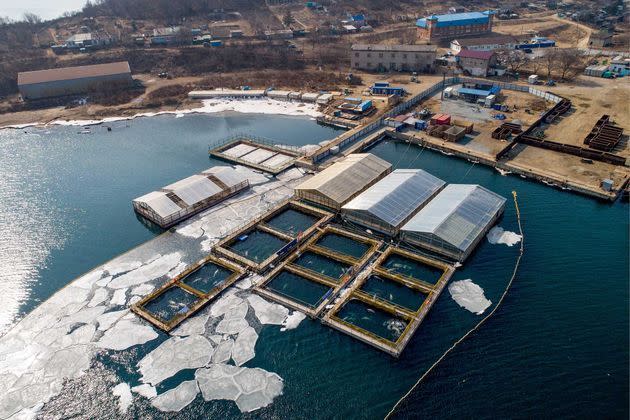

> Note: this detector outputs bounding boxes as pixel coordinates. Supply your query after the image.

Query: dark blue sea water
[0,115,627,418]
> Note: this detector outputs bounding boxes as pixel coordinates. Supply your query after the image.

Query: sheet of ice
[281,311,306,331]
[138,336,214,385]
[131,284,155,296]
[112,383,133,414]
[151,380,199,412]
[231,326,258,366]
[97,319,158,351]
[448,279,492,315]
[171,312,210,337]
[108,252,183,289]
[96,309,129,331]
[73,270,105,289]
[87,288,109,307]
[215,318,250,335]
[109,288,127,306]
[247,295,289,325]
[131,383,157,399]
[211,338,234,364]
[210,294,244,318]
[486,226,522,247]
[195,364,283,413]
[104,260,143,277]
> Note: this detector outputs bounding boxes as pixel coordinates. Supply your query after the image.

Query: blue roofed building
[416,10,495,42]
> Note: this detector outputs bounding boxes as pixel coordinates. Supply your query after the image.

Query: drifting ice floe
[97,319,158,351]
[171,312,210,337]
[247,295,289,325]
[486,226,522,247]
[151,380,199,412]
[112,383,133,414]
[131,383,157,399]
[108,252,183,289]
[0,169,310,418]
[195,364,283,413]
[232,326,258,366]
[448,279,492,315]
[281,311,306,331]
[138,335,214,385]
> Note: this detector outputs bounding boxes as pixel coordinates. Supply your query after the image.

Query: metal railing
[209,133,306,155]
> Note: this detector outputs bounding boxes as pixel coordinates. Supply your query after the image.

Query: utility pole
[441,71,446,100]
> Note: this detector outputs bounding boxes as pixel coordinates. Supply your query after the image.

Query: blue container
[374,81,390,87]
[210,40,222,47]
[359,100,372,112]
[415,120,427,130]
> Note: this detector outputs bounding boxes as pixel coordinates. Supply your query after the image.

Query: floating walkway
[131,254,245,332]
[322,246,456,357]
[214,200,334,272]
[254,225,381,317]
[209,135,304,174]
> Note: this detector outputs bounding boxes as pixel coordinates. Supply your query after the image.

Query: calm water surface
[0,115,627,418]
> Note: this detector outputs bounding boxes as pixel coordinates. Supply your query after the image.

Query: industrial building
[17,61,132,100]
[416,11,495,42]
[132,166,249,228]
[350,44,437,72]
[294,153,392,210]
[400,184,506,262]
[450,35,517,53]
[456,49,498,76]
[341,169,446,236]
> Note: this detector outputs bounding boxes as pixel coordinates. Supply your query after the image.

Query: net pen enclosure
[254,225,381,317]
[132,166,250,229]
[322,246,456,357]
[131,255,245,332]
[213,200,334,272]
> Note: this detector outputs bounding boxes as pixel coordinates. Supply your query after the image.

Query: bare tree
[22,12,41,25]
[543,48,559,79]
[498,50,529,73]
[282,10,294,28]
[556,48,584,80]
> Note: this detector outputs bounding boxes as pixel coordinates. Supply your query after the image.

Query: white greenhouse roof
[401,184,506,251]
[134,191,182,218]
[134,166,248,219]
[295,153,392,205]
[164,175,223,206]
[342,169,445,227]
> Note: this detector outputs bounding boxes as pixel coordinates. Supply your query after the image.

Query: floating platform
[132,166,250,229]
[131,255,245,332]
[214,200,334,272]
[209,135,303,174]
[322,246,455,357]
[254,225,381,317]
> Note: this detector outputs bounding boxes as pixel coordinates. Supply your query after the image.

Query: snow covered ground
[0,166,309,419]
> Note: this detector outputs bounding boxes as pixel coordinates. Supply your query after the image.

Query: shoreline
[0,98,323,130]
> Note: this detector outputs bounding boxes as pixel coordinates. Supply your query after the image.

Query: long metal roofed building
[294,153,392,211]
[17,61,132,100]
[341,169,446,236]
[133,166,249,228]
[416,11,495,41]
[400,184,506,262]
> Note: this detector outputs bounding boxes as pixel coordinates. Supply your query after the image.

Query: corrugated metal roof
[134,166,248,219]
[18,61,131,86]
[164,175,222,206]
[351,44,437,52]
[342,169,445,228]
[134,191,182,219]
[458,87,491,96]
[457,49,495,60]
[401,184,506,252]
[417,11,490,28]
[295,153,392,205]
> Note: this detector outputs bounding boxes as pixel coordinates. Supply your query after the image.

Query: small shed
[302,92,320,102]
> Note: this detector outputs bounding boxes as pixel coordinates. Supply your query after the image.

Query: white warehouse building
[400,184,506,262]
[341,169,446,236]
